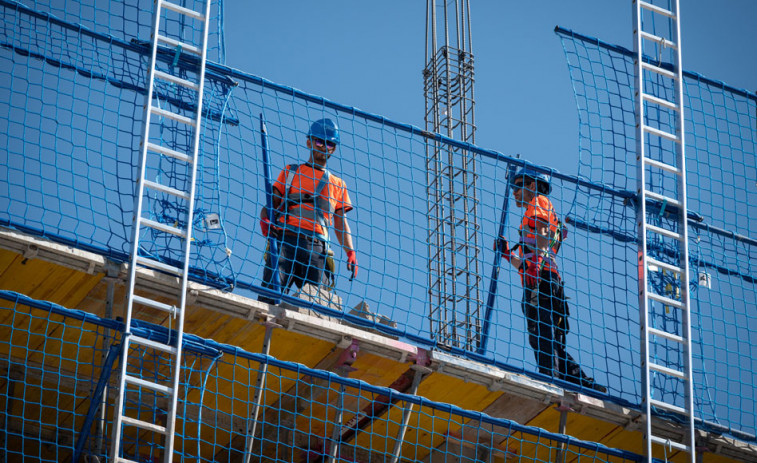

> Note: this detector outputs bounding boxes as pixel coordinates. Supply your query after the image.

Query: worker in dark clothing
[497,168,606,393]
[258,118,357,303]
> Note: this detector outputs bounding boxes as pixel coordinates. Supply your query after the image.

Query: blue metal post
[260,114,281,303]
[478,163,517,355]
[73,343,121,463]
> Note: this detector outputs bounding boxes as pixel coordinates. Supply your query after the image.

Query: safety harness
[518,200,568,272]
[275,164,334,243]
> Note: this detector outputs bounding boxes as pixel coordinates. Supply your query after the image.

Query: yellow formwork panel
[266,328,340,369]
[415,371,502,412]
[0,250,103,308]
[348,352,416,388]
[338,371,503,461]
[294,371,501,460]
[286,351,416,457]
[0,248,18,274]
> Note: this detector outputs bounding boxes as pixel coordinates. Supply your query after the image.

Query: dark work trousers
[522,269,589,384]
[259,231,327,304]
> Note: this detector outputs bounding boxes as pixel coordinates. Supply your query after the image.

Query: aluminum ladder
[110,0,212,461]
[633,0,695,461]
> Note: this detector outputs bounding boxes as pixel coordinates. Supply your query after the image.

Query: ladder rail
[110,0,212,461]
[670,0,697,455]
[633,0,695,461]
[110,0,165,453]
[633,3,654,459]
[161,0,213,459]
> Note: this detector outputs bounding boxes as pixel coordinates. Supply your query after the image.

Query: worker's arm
[508,254,523,270]
[534,219,551,255]
[259,190,283,237]
[506,217,550,270]
[334,209,358,279]
[333,209,354,254]
[259,195,282,221]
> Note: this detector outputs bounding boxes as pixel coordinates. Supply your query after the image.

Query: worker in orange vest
[497,168,606,393]
[258,118,357,303]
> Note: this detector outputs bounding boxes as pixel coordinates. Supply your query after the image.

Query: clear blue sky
[223,0,756,176]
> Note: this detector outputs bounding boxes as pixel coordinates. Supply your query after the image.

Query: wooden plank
[0,248,20,275]
[483,390,549,424]
[0,256,58,298]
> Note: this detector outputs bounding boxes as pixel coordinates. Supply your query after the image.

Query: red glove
[346,250,358,281]
[523,256,543,288]
[259,218,271,237]
[495,236,513,262]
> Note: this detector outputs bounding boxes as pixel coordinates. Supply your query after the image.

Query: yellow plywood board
[349,353,415,388]
[0,249,18,274]
[415,371,501,412]
[266,328,337,369]
[0,249,103,309]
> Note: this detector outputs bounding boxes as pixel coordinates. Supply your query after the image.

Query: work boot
[561,372,607,393]
[579,376,607,393]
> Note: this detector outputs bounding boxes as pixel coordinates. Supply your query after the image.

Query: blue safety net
[556,27,757,441]
[1,0,755,446]
[0,291,643,462]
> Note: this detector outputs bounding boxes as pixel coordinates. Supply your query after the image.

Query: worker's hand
[495,236,512,262]
[346,250,358,281]
[259,218,271,237]
[524,256,543,288]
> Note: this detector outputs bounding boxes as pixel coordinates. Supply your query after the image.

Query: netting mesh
[0,291,641,462]
[1,0,755,445]
[557,26,757,439]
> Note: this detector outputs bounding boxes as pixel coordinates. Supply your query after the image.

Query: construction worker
[497,168,606,393]
[258,118,357,304]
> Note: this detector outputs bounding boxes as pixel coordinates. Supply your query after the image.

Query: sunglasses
[311,137,336,150]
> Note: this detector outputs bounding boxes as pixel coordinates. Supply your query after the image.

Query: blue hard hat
[308,118,340,145]
[512,167,552,195]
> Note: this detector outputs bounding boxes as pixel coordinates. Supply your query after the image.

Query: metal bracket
[103,259,122,281]
[334,338,360,376]
[554,401,574,413]
[21,244,39,263]
[187,289,199,306]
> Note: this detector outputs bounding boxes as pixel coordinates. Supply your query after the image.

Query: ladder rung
[642,93,679,111]
[648,327,685,344]
[649,361,687,380]
[121,415,167,434]
[643,156,681,175]
[650,398,689,416]
[643,124,680,143]
[154,69,200,91]
[139,217,187,238]
[160,0,206,21]
[646,257,683,274]
[646,223,683,241]
[641,61,677,80]
[640,31,678,50]
[130,334,179,354]
[645,190,682,209]
[650,435,690,452]
[132,294,178,316]
[647,291,686,310]
[143,179,191,201]
[124,374,172,395]
[136,256,183,276]
[146,142,193,164]
[157,34,202,55]
[639,1,676,19]
[151,106,197,127]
